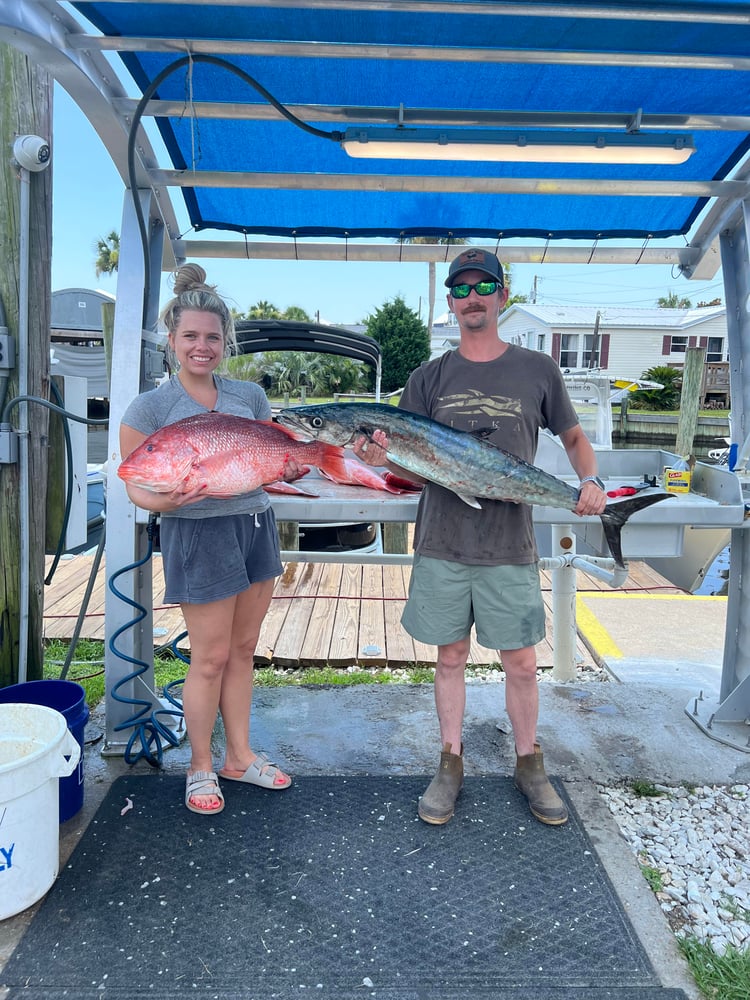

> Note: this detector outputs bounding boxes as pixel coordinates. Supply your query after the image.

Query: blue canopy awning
[68,0,750,245]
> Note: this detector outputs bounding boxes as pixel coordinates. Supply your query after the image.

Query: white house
[432,303,729,405]
[429,310,460,358]
[495,303,727,377]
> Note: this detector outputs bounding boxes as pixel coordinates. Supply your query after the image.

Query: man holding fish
[346,249,608,827]
[119,265,298,815]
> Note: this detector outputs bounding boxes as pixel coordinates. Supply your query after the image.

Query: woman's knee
[188,647,231,682]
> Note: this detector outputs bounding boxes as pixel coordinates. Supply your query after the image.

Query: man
[355,248,607,826]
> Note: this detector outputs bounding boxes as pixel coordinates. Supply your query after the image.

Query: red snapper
[117,412,349,498]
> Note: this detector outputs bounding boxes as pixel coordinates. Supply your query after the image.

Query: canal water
[694,542,730,597]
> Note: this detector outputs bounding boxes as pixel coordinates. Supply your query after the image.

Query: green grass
[639,862,663,893]
[43,638,107,709]
[43,639,435,709]
[679,937,750,1000]
[629,779,664,798]
[255,663,435,687]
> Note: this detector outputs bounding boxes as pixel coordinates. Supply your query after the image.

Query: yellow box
[664,468,691,493]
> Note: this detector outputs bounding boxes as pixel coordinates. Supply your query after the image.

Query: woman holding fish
[119,264,296,815]
[352,249,608,828]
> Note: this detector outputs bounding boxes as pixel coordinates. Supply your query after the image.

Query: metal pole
[17,168,31,684]
[549,524,578,681]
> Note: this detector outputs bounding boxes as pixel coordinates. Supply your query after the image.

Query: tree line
[93,231,723,402]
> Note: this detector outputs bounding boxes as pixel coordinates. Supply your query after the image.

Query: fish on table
[320,457,420,494]
[276,401,673,570]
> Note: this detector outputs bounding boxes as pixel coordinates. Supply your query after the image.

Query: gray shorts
[401,554,546,650]
[160,510,283,605]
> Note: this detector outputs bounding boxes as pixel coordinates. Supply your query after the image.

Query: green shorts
[401,555,546,651]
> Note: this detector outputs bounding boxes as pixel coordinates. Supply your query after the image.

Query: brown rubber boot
[418,742,464,825]
[514,743,568,826]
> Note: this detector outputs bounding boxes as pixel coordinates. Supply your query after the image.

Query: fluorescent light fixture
[341,128,695,165]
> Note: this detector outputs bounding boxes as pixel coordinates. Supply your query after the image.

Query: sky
[50,84,727,327]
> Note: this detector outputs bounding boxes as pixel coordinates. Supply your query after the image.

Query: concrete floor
[3,586,749,1000]
[3,664,749,999]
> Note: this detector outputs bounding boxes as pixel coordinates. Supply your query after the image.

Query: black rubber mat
[2,775,688,1000]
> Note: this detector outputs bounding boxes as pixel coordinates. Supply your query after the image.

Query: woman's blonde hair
[161,263,237,365]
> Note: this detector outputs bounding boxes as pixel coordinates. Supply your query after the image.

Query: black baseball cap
[445,249,504,288]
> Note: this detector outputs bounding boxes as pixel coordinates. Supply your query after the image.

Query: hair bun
[172,262,216,296]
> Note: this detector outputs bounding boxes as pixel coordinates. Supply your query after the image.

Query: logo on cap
[445,248,504,287]
[457,250,481,265]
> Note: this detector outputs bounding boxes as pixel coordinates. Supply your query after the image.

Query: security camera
[12,134,51,172]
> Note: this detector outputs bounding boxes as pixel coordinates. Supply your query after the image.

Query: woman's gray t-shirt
[120,374,273,519]
[399,345,579,565]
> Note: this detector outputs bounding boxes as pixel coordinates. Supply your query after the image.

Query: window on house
[706,337,723,363]
[670,336,688,354]
[536,333,545,352]
[559,333,579,368]
[582,333,600,369]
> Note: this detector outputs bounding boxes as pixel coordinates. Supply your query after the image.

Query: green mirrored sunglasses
[449,280,500,299]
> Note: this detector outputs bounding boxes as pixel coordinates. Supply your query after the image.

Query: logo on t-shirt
[434,389,522,431]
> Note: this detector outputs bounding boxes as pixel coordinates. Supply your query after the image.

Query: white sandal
[219,752,292,789]
[185,770,225,815]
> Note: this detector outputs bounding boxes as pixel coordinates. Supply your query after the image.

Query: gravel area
[599,782,750,956]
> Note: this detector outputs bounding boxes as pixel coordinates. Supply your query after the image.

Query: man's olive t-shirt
[399,345,579,565]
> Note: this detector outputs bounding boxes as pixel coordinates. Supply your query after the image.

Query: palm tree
[246,300,282,319]
[657,290,692,309]
[93,231,120,278]
[282,305,311,322]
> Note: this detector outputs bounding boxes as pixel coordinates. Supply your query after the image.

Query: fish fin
[264,419,305,441]
[317,444,352,485]
[599,492,674,569]
[264,481,319,497]
[456,492,482,509]
[468,427,496,440]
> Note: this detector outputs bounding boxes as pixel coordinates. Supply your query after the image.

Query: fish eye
[311,417,323,428]
[146,444,154,452]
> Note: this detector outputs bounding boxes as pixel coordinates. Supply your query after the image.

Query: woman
[120,264,297,815]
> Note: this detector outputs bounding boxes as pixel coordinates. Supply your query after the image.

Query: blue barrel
[0,680,89,822]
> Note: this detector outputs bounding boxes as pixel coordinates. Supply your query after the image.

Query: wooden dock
[42,554,683,670]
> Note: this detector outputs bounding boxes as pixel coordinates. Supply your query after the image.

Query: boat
[534,373,741,593]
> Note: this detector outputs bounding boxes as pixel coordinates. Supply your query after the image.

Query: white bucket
[0,702,81,921]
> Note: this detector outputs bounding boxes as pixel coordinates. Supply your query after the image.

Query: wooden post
[101,299,115,390]
[0,45,53,685]
[277,521,300,551]
[619,395,629,441]
[676,346,706,458]
[383,522,408,553]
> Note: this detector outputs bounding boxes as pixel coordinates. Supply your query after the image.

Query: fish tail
[317,443,351,484]
[598,492,674,569]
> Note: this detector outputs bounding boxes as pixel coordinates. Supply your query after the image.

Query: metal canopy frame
[2,0,750,754]
[2,0,747,261]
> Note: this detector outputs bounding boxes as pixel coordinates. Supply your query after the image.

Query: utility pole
[0,43,53,685]
[589,310,601,369]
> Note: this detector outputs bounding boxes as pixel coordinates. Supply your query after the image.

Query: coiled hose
[107,513,185,766]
